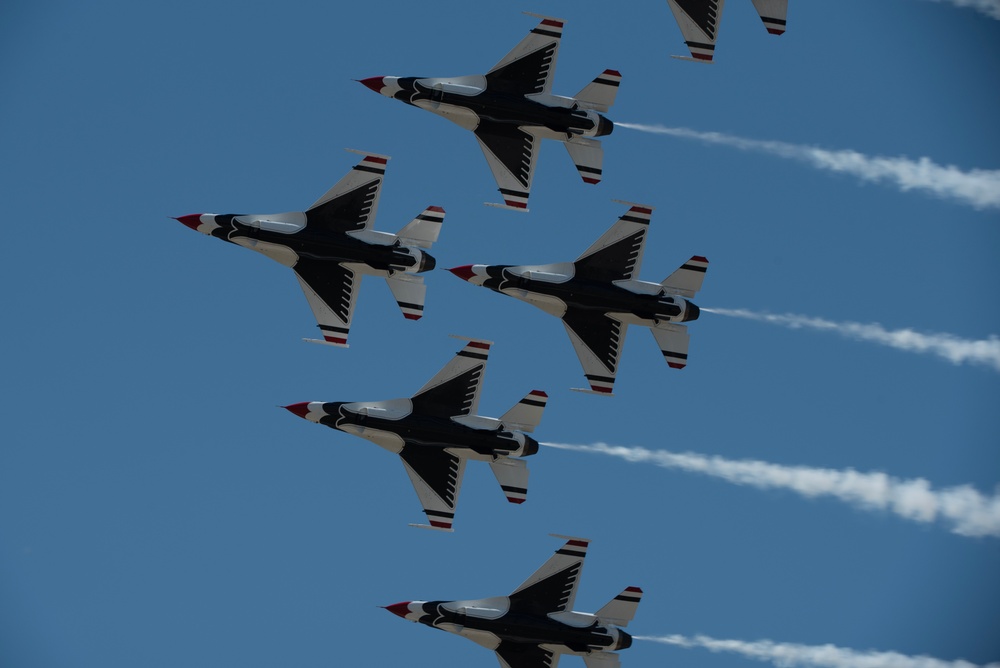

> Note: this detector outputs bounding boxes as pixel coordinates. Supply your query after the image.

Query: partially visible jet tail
[499,390,548,433]
[490,458,529,504]
[660,256,709,298]
[595,586,643,627]
[386,274,426,320]
[751,0,788,35]
[574,70,622,113]
[396,206,445,248]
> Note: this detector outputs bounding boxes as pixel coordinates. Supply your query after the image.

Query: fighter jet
[449,202,708,396]
[384,534,642,668]
[358,13,620,212]
[175,150,442,347]
[283,338,546,531]
[666,0,788,62]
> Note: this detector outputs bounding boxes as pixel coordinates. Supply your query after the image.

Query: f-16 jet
[666,0,788,62]
[175,150,442,347]
[449,203,708,395]
[358,13,620,212]
[283,338,546,531]
[384,535,642,668]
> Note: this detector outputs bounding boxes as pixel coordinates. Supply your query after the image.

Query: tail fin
[386,274,426,321]
[564,138,604,185]
[751,0,788,35]
[499,390,548,433]
[396,206,445,248]
[574,70,622,113]
[661,255,708,298]
[596,587,643,627]
[490,458,529,504]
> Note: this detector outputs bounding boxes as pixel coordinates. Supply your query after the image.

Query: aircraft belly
[456,627,502,650]
[610,312,656,327]
[503,289,567,318]
[341,425,405,453]
[232,238,300,267]
[414,100,480,131]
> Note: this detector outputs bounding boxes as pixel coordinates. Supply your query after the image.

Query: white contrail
[540,442,1000,537]
[636,634,1000,668]
[701,308,1000,373]
[919,0,1000,20]
[616,123,1000,211]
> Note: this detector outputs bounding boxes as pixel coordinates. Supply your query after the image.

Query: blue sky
[1,1,998,666]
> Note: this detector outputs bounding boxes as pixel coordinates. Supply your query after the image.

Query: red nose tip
[283,402,312,419]
[448,265,476,281]
[358,76,386,94]
[383,601,412,619]
[174,214,203,231]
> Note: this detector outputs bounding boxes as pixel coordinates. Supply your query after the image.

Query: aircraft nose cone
[383,601,412,619]
[283,402,311,419]
[174,214,203,231]
[357,76,386,94]
[448,265,476,281]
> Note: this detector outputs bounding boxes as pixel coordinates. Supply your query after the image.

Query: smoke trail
[919,0,1000,20]
[701,308,1000,373]
[616,123,1000,211]
[636,634,1000,668]
[540,442,1000,537]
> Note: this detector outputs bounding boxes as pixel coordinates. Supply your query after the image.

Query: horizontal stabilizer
[409,523,455,533]
[595,586,643,627]
[397,206,445,248]
[661,255,708,298]
[386,274,426,321]
[499,390,548,433]
[650,324,690,370]
[751,0,788,34]
[583,651,622,668]
[574,69,622,113]
[490,458,529,504]
[564,138,604,185]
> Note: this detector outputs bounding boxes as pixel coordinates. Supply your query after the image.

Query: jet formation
[385,535,642,668]
[358,13,620,212]
[449,203,708,395]
[283,338,547,531]
[666,0,788,62]
[175,150,442,347]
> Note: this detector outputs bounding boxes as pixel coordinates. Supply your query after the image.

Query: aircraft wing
[399,444,466,531]
[665,0,725,62]
[751,0,788,34]
[495,642,560,668]
[562,311,628,395]
[305,152,388,234]
[509,536,590,616]
[573,204,652,283]
[410,339,491,418]
[474,122,539,211]
[295,262,359,348]
[487,14,564,97]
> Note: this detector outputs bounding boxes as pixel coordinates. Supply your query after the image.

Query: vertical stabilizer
[499,390,548,433]
[397,206,445,248]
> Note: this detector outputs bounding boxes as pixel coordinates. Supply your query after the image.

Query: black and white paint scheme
[358,13,619,212]
[384,535,642,668]
[284,338,547,531]
[449,203,708,395]
[666,0,787,62]
[175,150,442,347]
